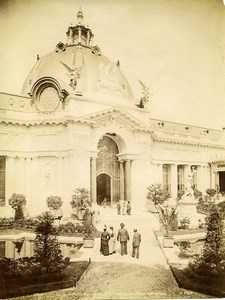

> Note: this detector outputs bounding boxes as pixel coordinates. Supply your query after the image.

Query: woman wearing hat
[108,226,116,254]
[100,227,110,256]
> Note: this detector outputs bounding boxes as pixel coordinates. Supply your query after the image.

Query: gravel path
[9,261,210,300]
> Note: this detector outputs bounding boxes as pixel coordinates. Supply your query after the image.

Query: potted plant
[70,187,95,248]
[70,188,91,220]
[8,193,26,220]
[205,188,216,203]
[46,196,63,219]
[158,204,178,248]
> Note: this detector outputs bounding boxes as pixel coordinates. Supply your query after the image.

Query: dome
[21,9,134,107]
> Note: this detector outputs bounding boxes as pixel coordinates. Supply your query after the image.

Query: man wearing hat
[132,229,141,259]
[117,223,130,255]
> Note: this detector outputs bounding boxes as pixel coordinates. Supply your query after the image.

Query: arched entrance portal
[96,135,120,205]
[97,174,111,205]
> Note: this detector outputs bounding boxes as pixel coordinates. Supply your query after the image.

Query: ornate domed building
[0,9,225,218]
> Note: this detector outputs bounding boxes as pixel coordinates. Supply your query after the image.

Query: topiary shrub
[46,196,63,210]
[8,193,26,220]
[190,206,225,277]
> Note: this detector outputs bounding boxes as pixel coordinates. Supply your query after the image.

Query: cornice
[0,116,93,127]
[152,134,225,150]
[0,149,74,158]
[209,159,225,165]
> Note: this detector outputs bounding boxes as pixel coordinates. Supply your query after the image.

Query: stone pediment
[81,108,151,132]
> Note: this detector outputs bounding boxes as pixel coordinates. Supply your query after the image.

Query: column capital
[117,153,136,161]
[89,150,99,159]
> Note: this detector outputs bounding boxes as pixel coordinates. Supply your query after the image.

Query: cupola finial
[77,7,83,25]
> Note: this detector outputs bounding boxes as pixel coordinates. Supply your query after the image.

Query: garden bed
[0,261,90,299]
[170,265,225,298]
[154,228,206,237]
[0,227,101,238]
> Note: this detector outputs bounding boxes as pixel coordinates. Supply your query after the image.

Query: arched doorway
[97,174,111,205]
[96,135,120,205]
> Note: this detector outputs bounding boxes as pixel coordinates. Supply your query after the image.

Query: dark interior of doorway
[97,174,111,205]
[219,171,225,193]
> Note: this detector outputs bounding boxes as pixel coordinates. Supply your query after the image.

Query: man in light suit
[117,223,130,255]
[132,229,141,259]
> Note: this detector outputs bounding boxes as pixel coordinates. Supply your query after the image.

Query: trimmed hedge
[0,261,90,299]
[171,265,225,298]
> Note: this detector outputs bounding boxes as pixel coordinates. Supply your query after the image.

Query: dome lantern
[66,8,94,47]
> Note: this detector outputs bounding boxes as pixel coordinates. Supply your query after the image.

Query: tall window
[0,157,6,207]
[177,165,184,191]
[163,164,171,192]
[0,241,5,257]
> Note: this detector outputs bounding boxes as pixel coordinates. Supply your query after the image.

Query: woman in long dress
[108,226,116,254]
[100,228,110,256]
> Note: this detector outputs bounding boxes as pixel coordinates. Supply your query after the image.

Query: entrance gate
[97,174,111,205]
[96,136,120,205]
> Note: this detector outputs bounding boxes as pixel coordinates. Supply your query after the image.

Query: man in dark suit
[117,223,129,255]
[132,229,141,259]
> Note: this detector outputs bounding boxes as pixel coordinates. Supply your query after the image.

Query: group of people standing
[100,223,141,259]
[116,200,131,215]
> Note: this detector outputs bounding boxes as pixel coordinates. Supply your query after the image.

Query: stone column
[156,163,163,184]
[57,156,64,196]
[200,165,209,193]
[24,157,32,217]
[196,165,204,192]
[20,157,26,194]
[210,171,216,189]
[90,157,97,203]
[14,157,25,194]
[31,157,39,215]
[119,160,125,200]
[6,156,15,201]
[124,159,131,201]
[170,164,177,199]
[25,158,32,201]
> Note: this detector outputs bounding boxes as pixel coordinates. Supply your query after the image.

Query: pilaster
[119,160,125,200]
[170,164,177,199]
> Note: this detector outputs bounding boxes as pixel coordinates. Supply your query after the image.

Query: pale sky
[0,0,224,129]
